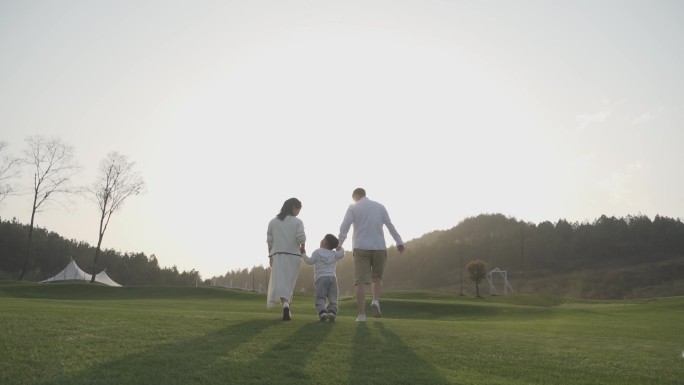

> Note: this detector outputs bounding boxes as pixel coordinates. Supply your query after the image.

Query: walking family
[266,187,405,322]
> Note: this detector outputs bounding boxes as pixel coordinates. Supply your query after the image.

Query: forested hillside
[219,213,684,299]
[3,213,684,299]
[0,217,200,285]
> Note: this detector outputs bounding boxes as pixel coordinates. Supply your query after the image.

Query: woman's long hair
[277,198,302,220]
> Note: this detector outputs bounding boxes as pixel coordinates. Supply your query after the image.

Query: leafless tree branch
[88,151,145,282]
[0,141,21,204]
[18,135,81,280]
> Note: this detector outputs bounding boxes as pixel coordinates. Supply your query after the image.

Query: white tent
[94,269,122,287]
[40,259,122,287]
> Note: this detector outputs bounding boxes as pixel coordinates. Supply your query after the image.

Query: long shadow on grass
[349,322,450,385]
[40,319,334,385]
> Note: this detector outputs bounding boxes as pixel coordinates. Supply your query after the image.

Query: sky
[1,0,683,279]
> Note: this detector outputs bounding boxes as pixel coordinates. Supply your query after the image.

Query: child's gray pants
[314,276,339,314]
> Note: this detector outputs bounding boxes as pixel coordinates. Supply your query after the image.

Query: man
[338,187,404,322]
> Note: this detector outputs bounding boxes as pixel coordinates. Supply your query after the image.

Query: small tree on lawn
[466,260,488,297]
[87,152,145,283]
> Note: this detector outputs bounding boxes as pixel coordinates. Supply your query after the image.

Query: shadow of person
[349,322,451,385]
[39,318,334,385]
[39,319,273,385]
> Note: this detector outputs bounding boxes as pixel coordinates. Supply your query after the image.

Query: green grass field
[1,281,683,385]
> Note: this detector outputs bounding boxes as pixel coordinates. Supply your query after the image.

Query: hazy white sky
[1,0,683,278]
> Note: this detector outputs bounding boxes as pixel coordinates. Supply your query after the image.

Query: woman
[266,197,306,320]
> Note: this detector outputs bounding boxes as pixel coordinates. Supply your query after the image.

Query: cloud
[599,171,633,205]
[575,110,611,132]
[626,161,647,171]
[632,106,665,124]
[574,99,626,132]
[598,161,648,206]
[574,152,597,166]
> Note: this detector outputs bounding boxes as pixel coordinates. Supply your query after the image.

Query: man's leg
[355,283,366,315]
[370,278,383,318]
[353,249,372,320]
[371,277,383,302]
[370,250,387,318]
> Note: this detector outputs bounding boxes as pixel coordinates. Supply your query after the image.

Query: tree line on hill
[216,213,684,299]
[2,212,683,298]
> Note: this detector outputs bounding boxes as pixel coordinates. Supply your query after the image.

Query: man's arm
[383,207,404,253]
[338,206,354,246]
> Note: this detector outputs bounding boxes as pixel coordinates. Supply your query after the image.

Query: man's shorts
[353,249,388,285]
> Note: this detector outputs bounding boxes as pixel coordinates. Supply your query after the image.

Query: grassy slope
[1,282,683,385]
[517,257,684,299]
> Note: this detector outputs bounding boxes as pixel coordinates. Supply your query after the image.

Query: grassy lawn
[1,281,683,385]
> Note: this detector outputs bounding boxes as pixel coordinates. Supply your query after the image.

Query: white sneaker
[355,314,367,322]
[371,302,382,318]
[319,312,328,322]
[327,311,336,322]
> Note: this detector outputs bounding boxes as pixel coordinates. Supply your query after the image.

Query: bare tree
[88,152,145,283]
[0,141,21,204]
[18,136,80,280]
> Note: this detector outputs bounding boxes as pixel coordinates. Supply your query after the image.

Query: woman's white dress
[266,215,306,309]
[266,253,302,309]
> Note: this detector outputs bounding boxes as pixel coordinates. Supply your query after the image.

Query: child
[301,234,345,321]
